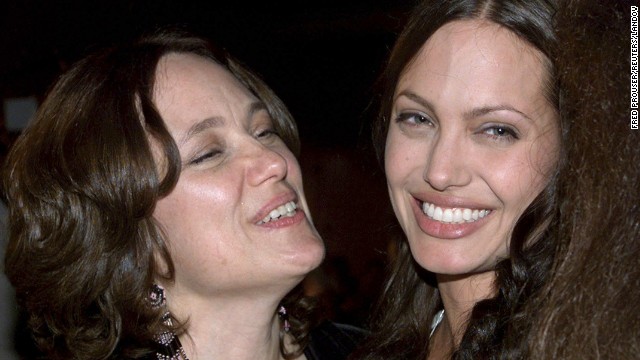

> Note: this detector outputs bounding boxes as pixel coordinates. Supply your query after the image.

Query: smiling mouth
[420,201,491,224]
[257,201,298,224]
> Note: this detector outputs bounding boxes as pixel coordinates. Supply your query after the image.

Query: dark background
[0,0,417,331]
[0,0,415,145]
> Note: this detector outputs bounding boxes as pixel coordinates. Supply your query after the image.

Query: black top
[303,321,367,360]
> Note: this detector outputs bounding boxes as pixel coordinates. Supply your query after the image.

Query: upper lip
[253,191,299,224]
[412,192,493,210]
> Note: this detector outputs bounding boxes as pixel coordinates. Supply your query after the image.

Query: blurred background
[0,0,417,357]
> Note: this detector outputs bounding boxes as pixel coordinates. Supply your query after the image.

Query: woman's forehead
[396,19,551,121]
[153,53,259,133]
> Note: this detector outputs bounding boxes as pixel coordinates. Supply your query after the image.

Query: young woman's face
[152,53,324,299]
[385,20,559,276]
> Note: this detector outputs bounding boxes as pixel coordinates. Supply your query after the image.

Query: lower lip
[259,209,306,229]
[412,199,490,239]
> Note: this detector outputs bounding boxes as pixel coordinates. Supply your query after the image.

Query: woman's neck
[166,289,300,360]
[436,271,497,347]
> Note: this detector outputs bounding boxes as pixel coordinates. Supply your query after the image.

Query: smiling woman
[386,21,559,279]
[152,53,324,304]
[352,0,560,359]
[2,30,363,360]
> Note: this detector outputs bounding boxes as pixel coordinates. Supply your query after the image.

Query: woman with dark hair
[3,30,363,360]
[527,0,640,357]
[353,0,560,358]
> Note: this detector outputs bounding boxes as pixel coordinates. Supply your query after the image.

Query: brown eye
[482,125,519,142]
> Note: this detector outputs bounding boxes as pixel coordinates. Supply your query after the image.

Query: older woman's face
[385,20,559,275]
[152,53,324,298]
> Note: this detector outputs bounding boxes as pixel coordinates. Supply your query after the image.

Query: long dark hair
[353,1,559,359]
[528,0,640,357]
[3,29,311,359]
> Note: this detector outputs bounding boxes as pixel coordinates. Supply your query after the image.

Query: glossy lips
[412,197,492,239]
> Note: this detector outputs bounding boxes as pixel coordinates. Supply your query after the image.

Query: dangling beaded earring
[277,305,291,333]
[150,284,189,360]
[150,284,167,308]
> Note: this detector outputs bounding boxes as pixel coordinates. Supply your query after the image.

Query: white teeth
[462,208,472,221]
[442,209,453,222]
[257,201,298,224]
[285,202,294,212]
[453,209,463,223]
[421,201,490,224]
[427,203,435,217]
[434,206,443,220]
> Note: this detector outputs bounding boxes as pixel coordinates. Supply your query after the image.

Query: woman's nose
[423,134,471,191]
[246,142,288,187]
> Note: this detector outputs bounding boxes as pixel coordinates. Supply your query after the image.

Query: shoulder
[304,321,368,360]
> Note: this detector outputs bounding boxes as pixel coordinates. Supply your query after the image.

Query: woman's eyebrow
[246,101,272,129]
[180,101,268,145]
[395,91,437,114]
[397,90,532,122]
[248,101,268,117]
[463,105,532,122]
[181,116,224,145]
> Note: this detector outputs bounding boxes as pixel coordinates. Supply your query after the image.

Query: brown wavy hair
[3,29,313,359]
[352,0,560,359]
[527,0,640,357]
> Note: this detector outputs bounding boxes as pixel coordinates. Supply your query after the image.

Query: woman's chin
[282,239,325,276]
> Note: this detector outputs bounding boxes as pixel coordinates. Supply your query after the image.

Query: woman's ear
[153,244,172,280]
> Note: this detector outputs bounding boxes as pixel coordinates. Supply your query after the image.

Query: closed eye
[256,128,280,139]
[190,149,222,165]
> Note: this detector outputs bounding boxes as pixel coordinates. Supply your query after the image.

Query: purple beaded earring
[150,284,189,360]
[278,305,291,333]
